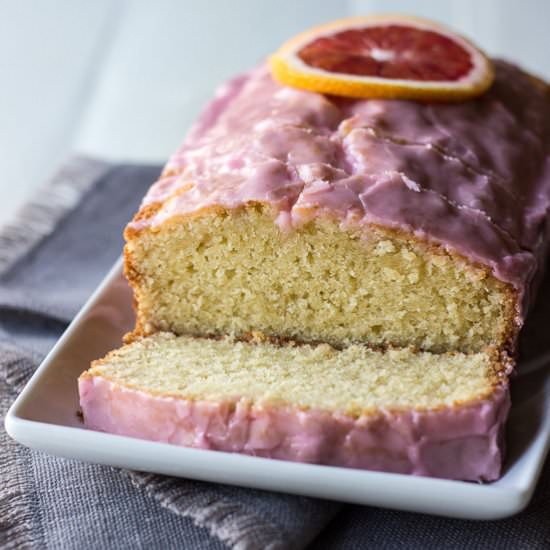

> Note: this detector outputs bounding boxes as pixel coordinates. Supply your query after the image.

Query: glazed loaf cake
[79,333,511,481]
[79,56,550,482]
[124,60,550,355]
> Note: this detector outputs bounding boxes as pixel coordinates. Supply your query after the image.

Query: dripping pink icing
[130,60,550,317]
[79,375,510,481]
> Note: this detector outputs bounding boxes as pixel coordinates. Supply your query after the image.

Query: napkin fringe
[0,156,110,275]
[0,159,108,549]
[0,490,39,550]
[1,346,43,549]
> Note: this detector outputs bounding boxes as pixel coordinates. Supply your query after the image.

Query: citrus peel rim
[269,15,495,101]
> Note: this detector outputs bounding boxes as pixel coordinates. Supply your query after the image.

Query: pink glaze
[79,375,510,481]
[130,60,550,319]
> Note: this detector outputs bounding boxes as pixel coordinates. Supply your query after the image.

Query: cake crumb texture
[87,332,504,415]
[125,207,514,354]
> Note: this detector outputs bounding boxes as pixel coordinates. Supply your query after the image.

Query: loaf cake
[124,60,550,355]
[79,333,511,481]
[79,42,550,482]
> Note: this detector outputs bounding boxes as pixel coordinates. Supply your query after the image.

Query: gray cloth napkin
[1,156,550,550]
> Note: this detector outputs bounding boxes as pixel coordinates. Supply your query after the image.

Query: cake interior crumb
[126,206,512,354]
[90,333,498,416]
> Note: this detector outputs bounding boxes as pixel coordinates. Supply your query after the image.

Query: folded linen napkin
[1,157,550,550]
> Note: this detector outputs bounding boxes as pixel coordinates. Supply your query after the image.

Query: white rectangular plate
[5,258,550,520]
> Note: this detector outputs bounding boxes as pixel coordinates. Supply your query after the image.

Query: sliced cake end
[79,333,511,481]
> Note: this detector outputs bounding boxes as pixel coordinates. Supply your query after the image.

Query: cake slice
[79,333,511,481]
[124,60,550,355]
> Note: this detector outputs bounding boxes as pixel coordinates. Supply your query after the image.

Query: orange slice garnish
[270,15,494,101]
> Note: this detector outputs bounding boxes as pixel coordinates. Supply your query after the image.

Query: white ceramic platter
[5,258,550,520]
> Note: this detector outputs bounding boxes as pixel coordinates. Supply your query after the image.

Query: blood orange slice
[270,15,494,101]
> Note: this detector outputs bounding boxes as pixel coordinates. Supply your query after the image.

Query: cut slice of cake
[79,333,511,481]
[124,60,550,355]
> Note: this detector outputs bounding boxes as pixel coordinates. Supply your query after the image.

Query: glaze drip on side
[79,375,510,482]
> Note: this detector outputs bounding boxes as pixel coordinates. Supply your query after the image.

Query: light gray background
[1,0,549,223]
